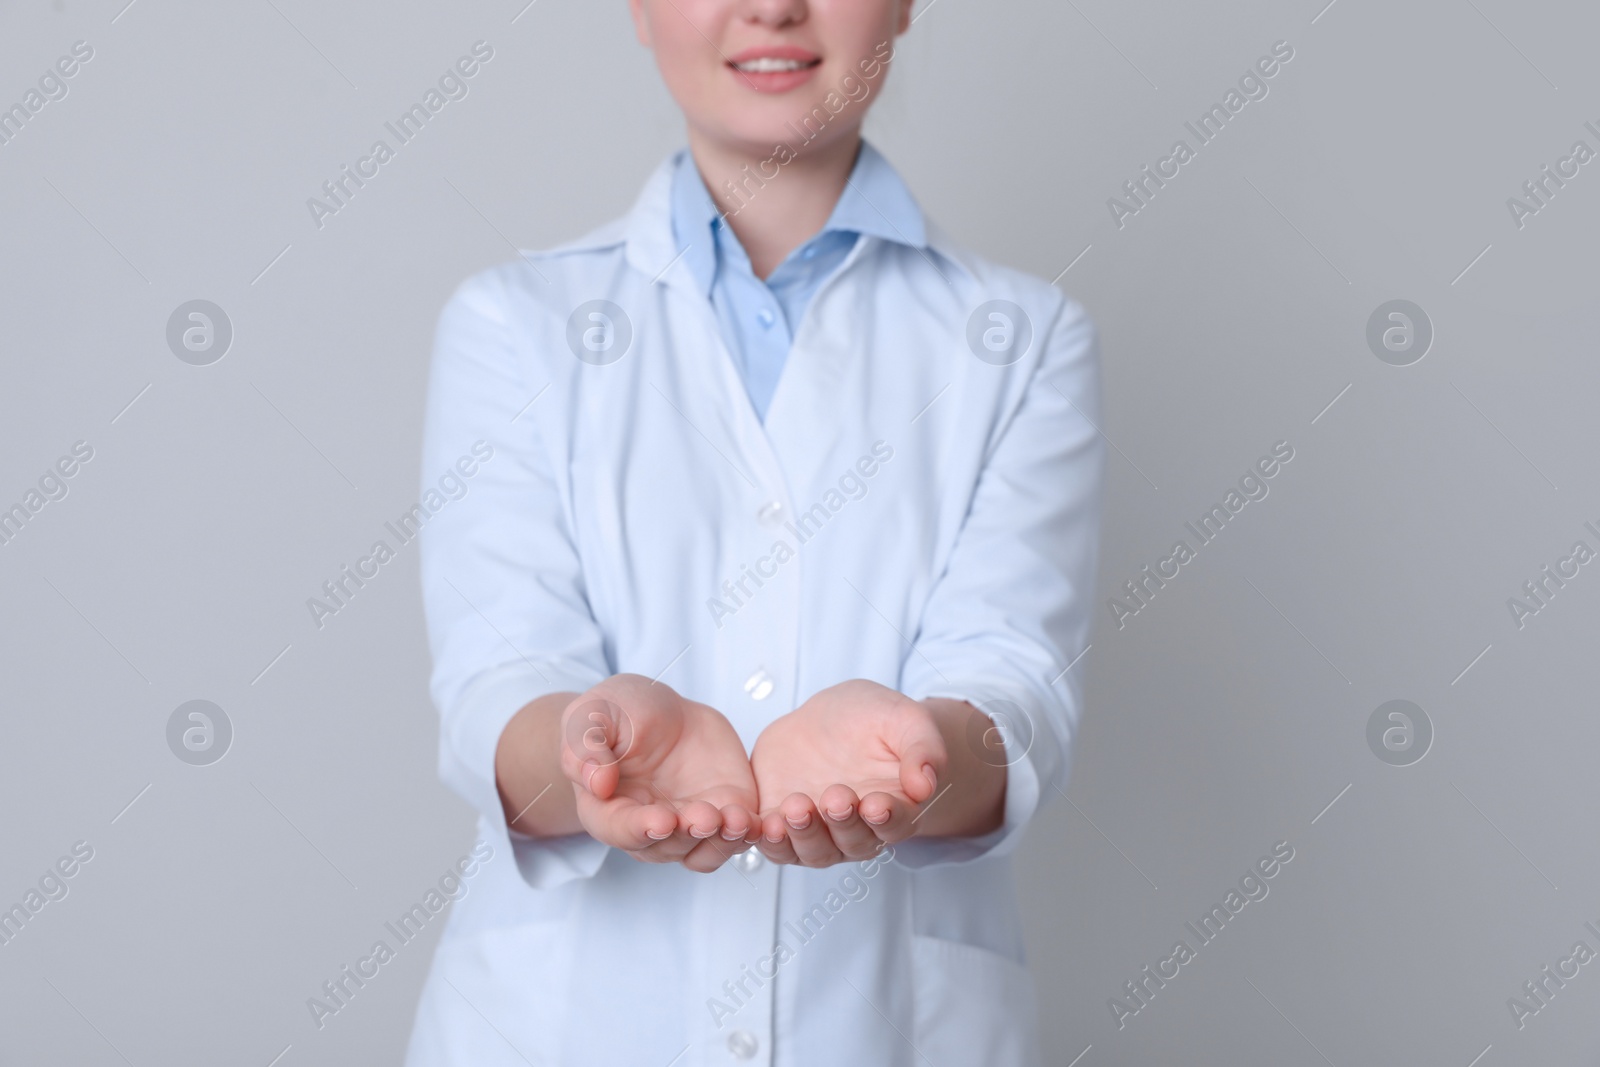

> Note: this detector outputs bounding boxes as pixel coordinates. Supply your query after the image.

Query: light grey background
[2,0,1597,1063]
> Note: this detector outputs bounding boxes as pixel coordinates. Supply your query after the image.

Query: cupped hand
[749,679,946,867]
[561,674,759,873]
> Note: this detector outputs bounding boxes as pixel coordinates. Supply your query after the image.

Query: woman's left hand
[750,679,1005,867]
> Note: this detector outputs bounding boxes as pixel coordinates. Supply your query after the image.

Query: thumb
[575,752,621,800]
[563,700,624,800]
[896,718,947,805]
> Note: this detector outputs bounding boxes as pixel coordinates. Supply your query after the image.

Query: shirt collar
[669,139,928,297]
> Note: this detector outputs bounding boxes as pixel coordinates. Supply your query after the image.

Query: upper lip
[726,45,821,66]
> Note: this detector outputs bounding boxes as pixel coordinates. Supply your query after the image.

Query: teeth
[735,57,812,73]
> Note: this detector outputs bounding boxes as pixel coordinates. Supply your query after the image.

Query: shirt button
[727,1030,759,1060]
[756,501,784,525]
[733,849,763,874]
[744,668,774,701]
[756,308,776,329]
[801,245,817,260]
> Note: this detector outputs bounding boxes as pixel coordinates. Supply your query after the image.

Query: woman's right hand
[560,674,760,873]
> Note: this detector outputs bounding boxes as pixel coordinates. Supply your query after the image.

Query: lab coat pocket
[910,934,1042,1067]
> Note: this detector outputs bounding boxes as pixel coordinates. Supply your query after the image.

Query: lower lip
[727,63,820,94]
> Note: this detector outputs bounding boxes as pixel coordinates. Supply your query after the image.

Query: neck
[685,127,862,280]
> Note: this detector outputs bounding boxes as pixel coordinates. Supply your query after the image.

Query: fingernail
[786,813,811,830]
[825,807,851,821]
[721,827,745,841]
[863,808,890,825]
[646,829,672,841]
[765,831,786,843]
[689,825,715,839]
[922,763,937,790]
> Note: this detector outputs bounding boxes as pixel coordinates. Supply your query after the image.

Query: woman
[409,1,1103,1063]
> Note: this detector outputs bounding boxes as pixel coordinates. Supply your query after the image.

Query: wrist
[914,698,1006,839]
[495,690,584,838]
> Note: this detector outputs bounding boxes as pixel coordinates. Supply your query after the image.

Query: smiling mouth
[730,57,822,74]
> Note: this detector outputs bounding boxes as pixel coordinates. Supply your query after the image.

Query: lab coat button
[744,668,774,701]
[727,1030,759,1059]
[757,308,776,329]
[733,849,763,873]
[756,501,784,525]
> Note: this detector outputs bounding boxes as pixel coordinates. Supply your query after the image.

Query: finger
[781,793,844,868]
[580,796,677,851]
[719,803,758,845]
[678,799,724,842]
[681,835,741,874]
[819,785,879,860]
[626,793,702,863]
[755,815,801,865]
[625,818,722,863]
[859,790,917,845]
[631,830,700,865]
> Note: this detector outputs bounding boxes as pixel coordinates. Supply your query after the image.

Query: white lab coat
[406,149,1104,1067]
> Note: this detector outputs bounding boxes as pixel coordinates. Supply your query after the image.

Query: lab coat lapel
[759,233,880,497]
[623,154,793,507]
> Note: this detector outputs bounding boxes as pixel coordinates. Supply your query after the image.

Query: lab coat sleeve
[896,296,1105,869]
[418,266,613,891]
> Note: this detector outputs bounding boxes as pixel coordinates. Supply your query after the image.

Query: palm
[752,713,904,807]
[606,700,757,813]
[751,681,925,813]
[563,675,758,859]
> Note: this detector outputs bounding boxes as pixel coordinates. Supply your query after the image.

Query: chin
[709,111,852,156]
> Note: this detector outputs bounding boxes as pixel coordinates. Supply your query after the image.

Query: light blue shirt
[670,140,926,421]
[410,146,1104,1067]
